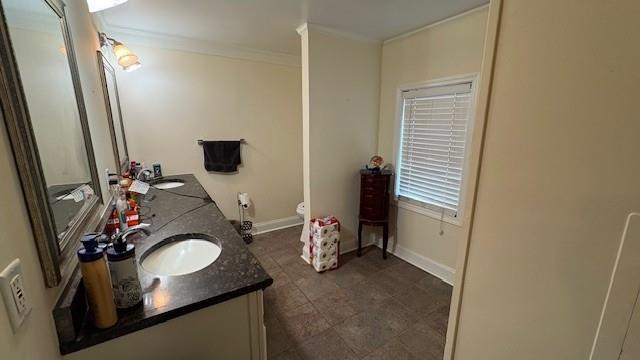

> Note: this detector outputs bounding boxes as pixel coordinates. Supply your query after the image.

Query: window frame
[392,74,479,226]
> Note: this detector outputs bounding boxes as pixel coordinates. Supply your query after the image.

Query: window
[396,80,474,222]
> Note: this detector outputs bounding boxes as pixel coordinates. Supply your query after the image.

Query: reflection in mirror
[3,0,97,244]
[98,52,129,173]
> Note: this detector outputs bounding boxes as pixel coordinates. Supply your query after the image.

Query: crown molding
[3,7,60,34]
[98,22,301,67]
[384,3,490,44]
[299,22,381,44]
[91,11,107,32]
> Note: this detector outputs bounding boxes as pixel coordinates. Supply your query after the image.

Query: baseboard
[252,216,303,235]
[376,239,456,285]
[339,238,359,255]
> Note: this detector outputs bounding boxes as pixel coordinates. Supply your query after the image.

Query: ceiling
[99,0,488,60]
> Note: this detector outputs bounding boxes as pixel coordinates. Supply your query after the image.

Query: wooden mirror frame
[0,0,103,287]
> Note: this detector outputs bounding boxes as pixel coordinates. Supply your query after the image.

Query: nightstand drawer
[360,205,384,220]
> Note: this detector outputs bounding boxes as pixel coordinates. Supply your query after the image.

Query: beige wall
[454,0,640,358]
[0,113,61,360]
[377,8,488,273]
[0,0,117,359]
[116,46,303,223]
[301,27,381,252]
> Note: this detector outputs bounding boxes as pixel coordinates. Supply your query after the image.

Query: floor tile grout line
[256,225,449,360]
[270,274,333,350]
[277,258,374,357]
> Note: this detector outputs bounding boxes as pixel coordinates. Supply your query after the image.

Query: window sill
[392,199,463,227]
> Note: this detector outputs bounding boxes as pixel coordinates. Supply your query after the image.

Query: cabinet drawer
[362,176,388,185]
[363,184,386,193]
[362,193,380,202]
[360,205,384,220]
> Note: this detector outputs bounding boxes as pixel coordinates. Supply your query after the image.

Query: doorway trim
[589,213,640,360]
[443,0,504,358]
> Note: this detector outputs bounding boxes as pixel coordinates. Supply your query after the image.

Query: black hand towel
[201,140,241,172]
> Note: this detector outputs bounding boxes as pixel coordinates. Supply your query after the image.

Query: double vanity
[56,175,273,359]
[0,1,271,358]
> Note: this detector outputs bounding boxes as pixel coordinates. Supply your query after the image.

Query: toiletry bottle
[78,234,118,329]
[152,163,162,178]
[125,208,140,228]
[116,188,129,231]
[127,196,139,219]
[106,208,120,234]
[130,160,137,178]
[108,178,119,202]
[106,235,142,308]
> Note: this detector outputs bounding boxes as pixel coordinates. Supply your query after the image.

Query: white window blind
[396,82,473,217]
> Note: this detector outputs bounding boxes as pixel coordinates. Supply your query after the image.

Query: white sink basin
[142,238,221,276]
[153,181,184,189]
[56,194,74,201]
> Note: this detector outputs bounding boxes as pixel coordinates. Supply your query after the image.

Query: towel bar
[197,139,246,145]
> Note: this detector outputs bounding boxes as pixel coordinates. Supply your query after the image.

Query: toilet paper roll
[315,250,330,261]
[329,231,340,245]
[313,255,338,272]
[328,258,338,270]
[312,237,331,251]
[315,243,337,257]
[327,244,338,257]
[313,259,330,272]
[313,225,331,238]
[238,192,252,209]
[313,249,330,262]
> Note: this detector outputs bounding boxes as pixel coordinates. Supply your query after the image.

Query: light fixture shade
[87,0,129,13]
[123,61,142,72]
[112,41,139,68]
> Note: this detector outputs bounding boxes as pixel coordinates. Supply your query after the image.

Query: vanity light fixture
[87,0,128,13]
[112,41,141,72]
[99,33,141,72]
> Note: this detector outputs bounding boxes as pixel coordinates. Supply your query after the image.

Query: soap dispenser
[78,234,118,329]
[106,234,142,308]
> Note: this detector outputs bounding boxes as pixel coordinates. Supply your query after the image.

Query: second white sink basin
[153,181,184,189]
[142,237,221,276]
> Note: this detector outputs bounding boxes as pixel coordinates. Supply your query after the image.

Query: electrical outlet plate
[0,259,32,332]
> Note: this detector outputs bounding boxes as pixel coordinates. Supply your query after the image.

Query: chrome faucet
[116,225,151,243]
[136,168,154,182]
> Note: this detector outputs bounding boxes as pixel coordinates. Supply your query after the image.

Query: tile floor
[247,226,453,360]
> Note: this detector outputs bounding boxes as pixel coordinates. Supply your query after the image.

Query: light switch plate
[0,259,32,332]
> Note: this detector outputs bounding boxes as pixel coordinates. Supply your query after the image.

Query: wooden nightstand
[358,169,392,259]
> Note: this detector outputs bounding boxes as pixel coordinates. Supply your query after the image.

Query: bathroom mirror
[0,0,102,286]
[97,50,129,174]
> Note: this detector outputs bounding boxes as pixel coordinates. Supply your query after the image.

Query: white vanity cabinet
[63,291,267,360]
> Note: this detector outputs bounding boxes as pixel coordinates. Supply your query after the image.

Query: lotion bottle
[78,234,118,329]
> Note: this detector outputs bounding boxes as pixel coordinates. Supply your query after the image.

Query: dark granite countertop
[58,174,272,354]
